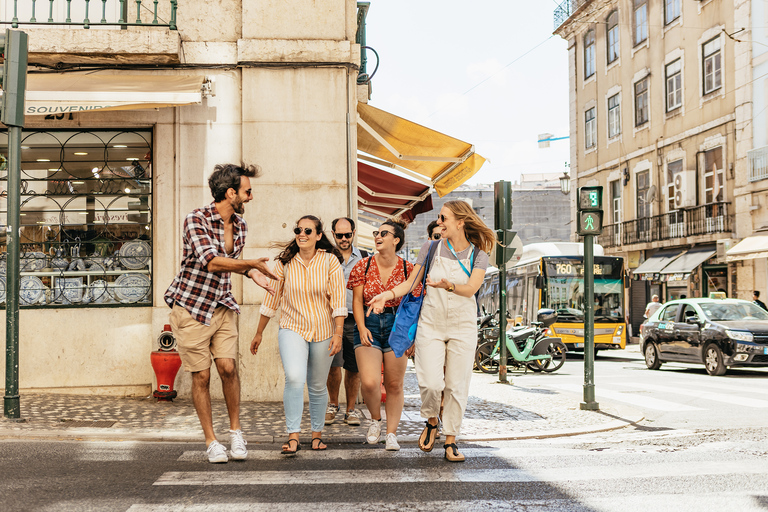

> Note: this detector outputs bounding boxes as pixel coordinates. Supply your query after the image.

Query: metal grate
[60,419,116,428]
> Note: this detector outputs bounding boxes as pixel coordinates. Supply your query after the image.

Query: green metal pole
[498,259,508,383]
[580,234,599,410]
[4,126,22,419]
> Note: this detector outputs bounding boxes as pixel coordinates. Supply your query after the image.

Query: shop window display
[0,130,152,307]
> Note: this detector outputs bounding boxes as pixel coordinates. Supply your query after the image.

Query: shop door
[703,266,727,297]
[629,280,648,337]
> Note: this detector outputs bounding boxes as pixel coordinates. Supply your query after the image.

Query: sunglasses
[438,214,448,222]
[334,232,353,240]
[372,230,392,238]
[431,233,442,240]
[293,227,314,235]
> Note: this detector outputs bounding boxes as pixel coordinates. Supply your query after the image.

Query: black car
[639,298,768,376]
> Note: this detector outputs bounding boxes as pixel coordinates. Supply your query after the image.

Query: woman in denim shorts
[347,219,419,451]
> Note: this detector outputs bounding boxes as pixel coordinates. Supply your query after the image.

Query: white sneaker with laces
[366,419,381,444]
[385,433,400,451]
[325,404,340,425]
[206,440,228,463]
[229,429,248,461]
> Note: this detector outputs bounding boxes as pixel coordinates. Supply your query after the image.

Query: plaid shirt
[164,203,247,326]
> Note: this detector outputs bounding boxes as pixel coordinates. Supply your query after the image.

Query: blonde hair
[443,200,497,254]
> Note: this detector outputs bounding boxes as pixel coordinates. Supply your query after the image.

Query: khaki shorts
[170,304,238,373]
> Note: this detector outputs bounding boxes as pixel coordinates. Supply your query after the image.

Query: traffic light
[494,180,518,266]
[576,186,603,236]
[1,29,28,127]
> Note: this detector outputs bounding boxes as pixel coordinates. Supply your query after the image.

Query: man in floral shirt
[165,163,276,463]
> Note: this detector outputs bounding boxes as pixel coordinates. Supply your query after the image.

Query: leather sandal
[281,438,300,456]
[418,421,439,452]
[311,437,327,451]
[444,443,465,462]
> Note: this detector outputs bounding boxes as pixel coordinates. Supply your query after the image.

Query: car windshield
[699,302,768,322]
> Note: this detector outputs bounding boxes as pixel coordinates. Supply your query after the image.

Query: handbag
[388,241,437,358]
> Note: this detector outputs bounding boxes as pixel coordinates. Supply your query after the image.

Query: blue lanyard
[445,239,474,278]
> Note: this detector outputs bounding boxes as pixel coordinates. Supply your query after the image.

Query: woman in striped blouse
[250,215,346,455]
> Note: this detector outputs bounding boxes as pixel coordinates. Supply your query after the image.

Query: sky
[364,0,571,187]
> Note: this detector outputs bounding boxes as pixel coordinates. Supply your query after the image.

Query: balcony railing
[748,145,768,182]
[1,0,177,30]
[597,202,732,248]
[553,0,591,30]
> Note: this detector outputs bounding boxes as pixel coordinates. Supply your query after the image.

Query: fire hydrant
[150,324,181,401]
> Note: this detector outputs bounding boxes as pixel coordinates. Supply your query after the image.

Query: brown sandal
[444,443,465,462]
[281,438,300,456]
[418,421,438,452]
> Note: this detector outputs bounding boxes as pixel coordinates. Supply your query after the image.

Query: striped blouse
[260,249,348,342]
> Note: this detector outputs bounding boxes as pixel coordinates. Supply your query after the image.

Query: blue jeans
[353,312,395,353]
[278,328,334,433]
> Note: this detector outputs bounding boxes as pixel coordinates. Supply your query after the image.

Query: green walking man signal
[576,186,603,236]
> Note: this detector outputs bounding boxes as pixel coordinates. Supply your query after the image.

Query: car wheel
[644,342,662,370]
[704,343,727,376]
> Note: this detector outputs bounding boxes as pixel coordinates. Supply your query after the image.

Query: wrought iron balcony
[553,0,592,31]
[748,145,768,182]
[1,0,177,30]
[597,202,733,248]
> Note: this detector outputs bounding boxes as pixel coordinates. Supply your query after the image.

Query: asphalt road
[1,344,766,511]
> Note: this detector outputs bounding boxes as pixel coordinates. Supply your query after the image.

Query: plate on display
[56,277,84,304]
[20,275,44,305]
[114,273,150,303]
[119,240,151,270]
[88,279,110,304]
[21,252,47,272]
[0,276,5,303]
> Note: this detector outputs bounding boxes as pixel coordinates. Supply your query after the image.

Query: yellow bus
[478,243,627,354]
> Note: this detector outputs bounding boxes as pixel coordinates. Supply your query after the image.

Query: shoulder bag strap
[446,239,474,278]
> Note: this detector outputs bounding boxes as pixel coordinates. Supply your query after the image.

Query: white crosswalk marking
[615,381,768,408]
[546,383,704,411]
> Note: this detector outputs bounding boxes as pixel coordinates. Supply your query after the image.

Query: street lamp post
[559,170,570,195]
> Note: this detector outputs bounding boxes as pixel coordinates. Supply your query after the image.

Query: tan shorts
[170,304,238,373]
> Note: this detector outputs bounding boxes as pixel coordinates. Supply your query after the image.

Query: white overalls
[413,244,477,437]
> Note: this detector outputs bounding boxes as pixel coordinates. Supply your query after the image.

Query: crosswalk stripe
[154,459,768,485]
[546,383,703,411]
[615,381,768,408]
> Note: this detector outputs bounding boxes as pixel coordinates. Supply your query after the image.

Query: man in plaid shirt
[165,163,277,463]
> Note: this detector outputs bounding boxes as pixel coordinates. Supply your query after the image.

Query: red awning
[357,161,433,222]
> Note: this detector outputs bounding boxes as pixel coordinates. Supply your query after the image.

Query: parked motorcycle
[475,308,567,374]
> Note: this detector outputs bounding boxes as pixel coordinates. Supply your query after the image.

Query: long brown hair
[272,215,343,265]
[443,200,497,254]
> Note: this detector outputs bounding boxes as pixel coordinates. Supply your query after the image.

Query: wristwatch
[447,283,455,293]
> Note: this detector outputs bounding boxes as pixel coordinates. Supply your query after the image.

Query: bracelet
[245,269,253,279]
[390,290,396,300]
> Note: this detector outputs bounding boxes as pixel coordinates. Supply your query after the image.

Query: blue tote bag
[388,241,437,358]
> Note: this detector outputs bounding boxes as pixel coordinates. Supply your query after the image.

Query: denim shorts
[353,312,395,353]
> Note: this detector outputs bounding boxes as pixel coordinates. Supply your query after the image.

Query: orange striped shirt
[260,249,347,342]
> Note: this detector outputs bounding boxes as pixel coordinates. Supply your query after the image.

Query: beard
[231,197,245,215]
[337,240,351,250]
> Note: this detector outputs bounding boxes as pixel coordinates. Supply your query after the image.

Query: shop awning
[660,246,716,274]
[356,221,377,252]
[358,161,433,223]
[726,235,768,262]
[633,249,684,275]
[24,74,204,115]
[357,102,486,197]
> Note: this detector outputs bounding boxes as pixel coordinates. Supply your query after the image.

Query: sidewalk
[0,363,643,444]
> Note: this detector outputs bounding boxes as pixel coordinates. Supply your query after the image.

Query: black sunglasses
[294,227,314,235]
[431,233,442,240]
[334,232,353,240]
[438,214,447,222]
[372,230,392,238]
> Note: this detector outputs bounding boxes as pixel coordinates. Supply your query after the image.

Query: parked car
[639,297,768,376]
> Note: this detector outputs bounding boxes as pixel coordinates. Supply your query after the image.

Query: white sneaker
[366,419,381,444]
[385,433,400,451]
[229,429,248,461]
[206,440,228,463]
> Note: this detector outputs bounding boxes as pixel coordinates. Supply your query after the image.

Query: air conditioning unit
[716,238,737,263]
[672,171,696,209]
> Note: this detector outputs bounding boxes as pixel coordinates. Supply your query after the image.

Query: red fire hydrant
[151,324,181,401]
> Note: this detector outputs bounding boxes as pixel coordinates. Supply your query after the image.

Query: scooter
[475,308,567,374]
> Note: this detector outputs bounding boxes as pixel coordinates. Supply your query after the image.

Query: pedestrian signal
[577,211,603,235]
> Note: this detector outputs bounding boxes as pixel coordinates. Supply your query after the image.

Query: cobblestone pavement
[0,363,642,444]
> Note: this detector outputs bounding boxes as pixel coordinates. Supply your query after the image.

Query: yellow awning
[24,74,204,116]
[357,102,486,197]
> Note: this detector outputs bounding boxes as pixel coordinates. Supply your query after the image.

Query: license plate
[575,343,584,348]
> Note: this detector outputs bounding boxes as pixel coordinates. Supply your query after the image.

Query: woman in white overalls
[367,201,495,462]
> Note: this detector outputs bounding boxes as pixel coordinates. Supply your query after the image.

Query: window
[585,107,596,149]
[667,159,683,211]
[606,11,620,64]
[634,0,648,46]
[608,94,621,138]
[635,77,649,126]
[665,59,682,111]
[637,170,651,218]
[661,304,680,322]
[704,147,724,203]
[665,0,681,25]
[0,130,154,308]
[584,30,596,79]
[703,37,722,95]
